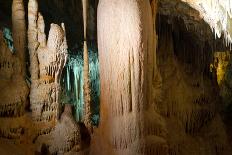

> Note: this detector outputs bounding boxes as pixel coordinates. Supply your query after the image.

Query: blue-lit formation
[61,47,100,125]
[3,28,15,52]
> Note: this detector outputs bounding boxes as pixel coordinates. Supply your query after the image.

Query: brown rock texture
[82,0,93,134]
[12,0,26,76]
[156,24,231,155]
[0,0,29,144]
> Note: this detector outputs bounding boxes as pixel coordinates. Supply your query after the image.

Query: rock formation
[36,104,81,154]
[0,0,29,144]
[82,0,93,134]
[91,0,168,154]
[28,0,81,153]
[12,0,26,76]
[212,51,232,86]
[0,30,28,142]
[182,0,232,45]
[156,24,231,154]
[0,0,232,154]
[61,48,100,123]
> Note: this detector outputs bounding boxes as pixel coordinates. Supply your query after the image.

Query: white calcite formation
[28,0,81,153]
[182,0,232,46]
[91,0,168,154]
[36,104,81,154]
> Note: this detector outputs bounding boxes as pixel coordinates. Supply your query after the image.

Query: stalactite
[61,48,100,124]
[182,0,232,46]
[64,55,84,121]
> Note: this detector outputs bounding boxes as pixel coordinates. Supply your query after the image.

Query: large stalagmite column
[92,0,167,154]
[12,0,26,76]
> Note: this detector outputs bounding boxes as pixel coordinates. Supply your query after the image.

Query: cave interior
[0,0,232,155]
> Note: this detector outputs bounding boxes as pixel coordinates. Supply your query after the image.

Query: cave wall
[156,21,231,154]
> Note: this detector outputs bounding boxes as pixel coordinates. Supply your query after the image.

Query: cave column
[12,0,26,76]
[92,0,167,154]
[82,0,92,133]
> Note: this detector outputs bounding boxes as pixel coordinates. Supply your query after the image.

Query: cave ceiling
[158,0,229,51]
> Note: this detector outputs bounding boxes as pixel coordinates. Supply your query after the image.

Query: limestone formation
[28,0,67,121]
[91,0,168,154]
[156,23,231,155]
[0,31,28,141]
[1,0,232,154]
[28,0,81,153]
[0,0,29,143]
[182,0,232,45]
[82,0,93,133]
[36,104,81,154]
[12,0,26,76]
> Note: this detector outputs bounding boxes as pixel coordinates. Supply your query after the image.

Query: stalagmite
[12,0,26,76]
[82,0,92,133]
[28,0,68,124]
[91,0,168,154]
[28,0,80,153]
[0,0,29,146]
[36,104,81,154]
[28,0,39,81]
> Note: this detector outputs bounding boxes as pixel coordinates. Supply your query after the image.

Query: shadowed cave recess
[0,0,232,154]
